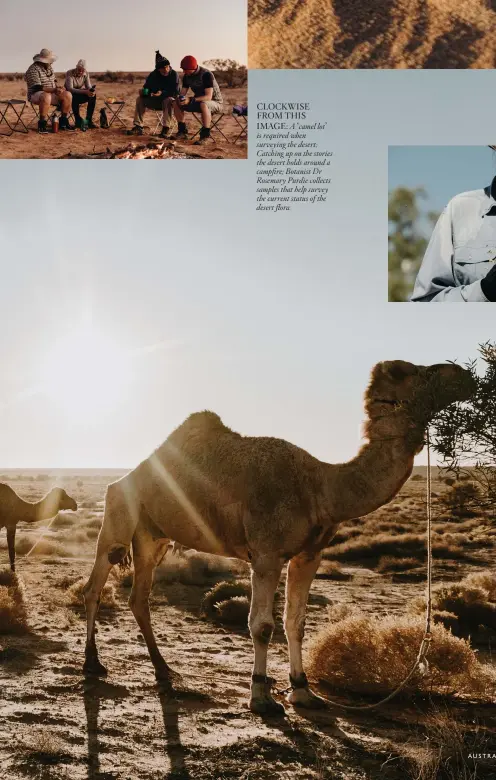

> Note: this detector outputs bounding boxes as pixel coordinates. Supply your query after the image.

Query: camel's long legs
[249,556,284,714]
[6,526,15,572]
[83,552,113,676]
[129,526,170,681]
[284,552,327,708]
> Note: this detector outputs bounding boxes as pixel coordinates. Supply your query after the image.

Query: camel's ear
[380,361,418,382]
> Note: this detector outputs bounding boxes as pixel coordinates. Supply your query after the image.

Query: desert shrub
[15,730,71,768]
[50,513,77,529]
[376,556,418,574]
[411,474,424,481]
[327,525,362,544]
[0,569,29,633]
[442,481,480,516]
[215,596,250,625]
[306,612,495,698]
[54,574,80,589]
[66,577,116,609]
[100,70,125,83]
[15,536,72,558]
[315,561,352,580]
[444,477,456,487]
[431,610,460,635]
[79,500,98,509]
[325,532,476,564]
[154,551,243,588]
[83,516,102,529]
[462,571,496,601]
[126,72,135,83]
[86,527,99,539]
[201,580,251,619]
[410,575,496,635]
[113,567,134,588]
[399,706,491,780]
[364,520,412,535]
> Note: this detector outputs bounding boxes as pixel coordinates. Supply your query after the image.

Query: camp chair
[231,109,247,143]
[28,103,75,129]
[143,109,163,135]
[190,110,229,143]
[0,99,29,136]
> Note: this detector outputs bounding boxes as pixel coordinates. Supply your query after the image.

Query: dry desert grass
[248,0,496,69]
[0,568,29,633]
[0,74,247,160]
[306,610,496,697]
[0,468,495,778]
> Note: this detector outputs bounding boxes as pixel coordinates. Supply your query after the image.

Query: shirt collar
[483,176,496,214]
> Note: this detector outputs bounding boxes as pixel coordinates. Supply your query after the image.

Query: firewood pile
[60,142,201,160]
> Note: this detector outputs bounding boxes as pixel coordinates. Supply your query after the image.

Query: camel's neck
[21,494,60,523]
[326,417,423,521]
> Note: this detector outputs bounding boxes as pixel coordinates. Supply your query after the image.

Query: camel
[0,484,77,571]
[83,360,474,714]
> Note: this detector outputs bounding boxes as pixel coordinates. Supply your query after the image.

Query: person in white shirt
[65,59,97,129]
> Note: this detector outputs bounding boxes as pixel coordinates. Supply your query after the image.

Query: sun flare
[38,325,132,422]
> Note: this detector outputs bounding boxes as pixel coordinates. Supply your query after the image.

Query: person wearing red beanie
[174,56,223,144]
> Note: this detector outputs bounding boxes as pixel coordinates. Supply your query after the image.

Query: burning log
[60,141,204,160]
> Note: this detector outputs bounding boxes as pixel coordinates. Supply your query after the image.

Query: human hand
[480,264,496,301]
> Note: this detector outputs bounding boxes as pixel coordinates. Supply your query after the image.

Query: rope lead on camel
[300,427,435,712]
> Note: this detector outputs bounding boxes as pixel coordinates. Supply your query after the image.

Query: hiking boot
[159,126,170,139]
[126,125,144,136]
[38,119,49,134]
[194,126,211,145]
[75,116,83,129]
[59,115,76,131]
[87,121,97,129]
[174,122,188,140]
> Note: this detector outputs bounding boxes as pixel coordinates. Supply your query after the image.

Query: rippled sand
[249,0,496,69]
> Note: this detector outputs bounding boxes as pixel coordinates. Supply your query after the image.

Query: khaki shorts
[182,100,222,115]
[30,91,61,107]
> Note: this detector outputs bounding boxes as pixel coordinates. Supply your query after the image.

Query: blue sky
[389,145,496,232]
[1,69,496,467]
[0,0,247,71]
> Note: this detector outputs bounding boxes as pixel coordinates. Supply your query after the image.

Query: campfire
[60,141,199,160]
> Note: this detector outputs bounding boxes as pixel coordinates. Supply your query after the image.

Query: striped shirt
[25,62,57,100]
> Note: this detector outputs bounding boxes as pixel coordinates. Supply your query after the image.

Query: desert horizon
[0,65,248,160]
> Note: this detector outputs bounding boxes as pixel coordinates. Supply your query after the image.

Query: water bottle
[52,114,59,133]
[143,88,150,97]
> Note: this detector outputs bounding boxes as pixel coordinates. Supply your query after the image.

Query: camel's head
[50,487,78,513]
[366,360,476,426]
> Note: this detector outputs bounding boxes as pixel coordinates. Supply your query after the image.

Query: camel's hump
[173,411,235,437]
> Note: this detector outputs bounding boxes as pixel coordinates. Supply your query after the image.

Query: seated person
[174,56,223,144]
[65,59,96,129]
[128,57,179,138]
[25,48,74,133]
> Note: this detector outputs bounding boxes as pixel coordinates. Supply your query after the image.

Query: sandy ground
[248,0,496,69]
[0,471,495,779]
[0,79,247,160]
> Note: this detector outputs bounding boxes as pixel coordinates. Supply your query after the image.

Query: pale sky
[389,145,496,234]
[0,0,247,72]
[1,69,496,468]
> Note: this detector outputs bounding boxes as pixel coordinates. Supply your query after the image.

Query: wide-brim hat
[33,48,57,64]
